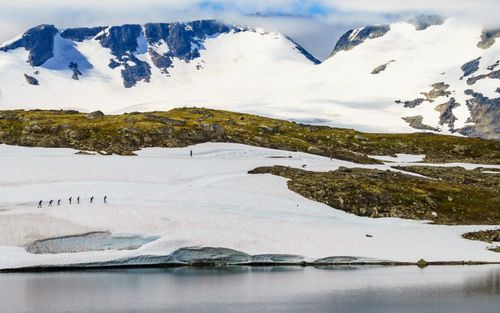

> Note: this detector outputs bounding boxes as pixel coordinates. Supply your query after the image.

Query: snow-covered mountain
[0,18,498,139]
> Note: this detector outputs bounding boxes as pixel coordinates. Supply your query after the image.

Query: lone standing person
[90,196,94,203]
[190,150,193,157]
[77,196,80,204]
[69,197,72,204]
[104,196,107,204]
[37,200,43,208]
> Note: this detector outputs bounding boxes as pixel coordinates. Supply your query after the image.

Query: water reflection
[0,265,499,313]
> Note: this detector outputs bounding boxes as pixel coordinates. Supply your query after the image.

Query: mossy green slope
[0,107,498,164]
[249,166,500,225]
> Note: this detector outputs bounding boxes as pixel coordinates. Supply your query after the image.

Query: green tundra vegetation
[248,165,500,226]
[0,107,498,164]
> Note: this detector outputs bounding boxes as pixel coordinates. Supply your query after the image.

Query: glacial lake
[1,265,499,313]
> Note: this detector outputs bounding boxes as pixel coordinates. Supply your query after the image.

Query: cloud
[0,0,498,60]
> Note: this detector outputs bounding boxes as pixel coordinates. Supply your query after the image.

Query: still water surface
[0,265,499,313]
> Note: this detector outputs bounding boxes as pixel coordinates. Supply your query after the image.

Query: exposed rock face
[457,90,500,140]
[0,24,58,66]
[121,55,152,88]
[421,82,451,101]
[329,25,390,57]
[86,110,105,119]
[68,62,82,80]
[477,29,500,49]
[23,74,39,85]
[91,20,238,87]
[396,98,425,108]
[60,27,106,42]
[1,20,319,88]
[434,98,460,128]
[496,88,500,94]
[371,60,395,74]
[461,57,481,78]
[285,36,320,64]
[402,115,439,131]
[408,15,445,30]
[487,60,499,71]
[466,69,500,85]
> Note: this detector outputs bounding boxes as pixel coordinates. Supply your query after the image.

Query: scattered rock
[86,111,105,119]
[371,60,395,74]
[477,29,500,49]
[417,259,428,268]
[24,74,39,86]
[461,57,481,78]
[402,115,439,131]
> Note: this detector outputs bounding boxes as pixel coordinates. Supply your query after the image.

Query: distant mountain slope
[0,18,498,140]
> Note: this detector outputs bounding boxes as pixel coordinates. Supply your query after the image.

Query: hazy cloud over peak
[0,0,498,60]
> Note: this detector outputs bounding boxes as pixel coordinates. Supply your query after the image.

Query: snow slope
[0,18,498,137]
[0,143,498,269]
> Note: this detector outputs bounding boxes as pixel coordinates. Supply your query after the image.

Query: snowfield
[0,143,498,270]
[0,18,498,134]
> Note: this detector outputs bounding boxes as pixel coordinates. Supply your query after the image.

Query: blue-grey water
[1,265,499,313]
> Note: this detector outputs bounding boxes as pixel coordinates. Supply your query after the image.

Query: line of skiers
[37,196,107,208]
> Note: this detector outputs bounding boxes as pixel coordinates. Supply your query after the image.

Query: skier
[48,200,53,207]
[104,196,107,204]
[90,196,94,203]
[69,197,72,204]
[57,199,61,206]
[37,200,43,208]
[77,196,80,204]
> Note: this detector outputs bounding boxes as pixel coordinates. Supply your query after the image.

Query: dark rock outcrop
[96,24,143,57]
[121,55,151,88]
[487,60,499,71]
[467,69,500,85]
[434,98,460,128]
[1,24,58,66]
[408,15,445,31]
[399,98,425,108]
[86,111,105,119]
[461,57,481,78]
[457,90,500,140]
[60,27,106,42]
[24,74,39,85]
[477,29,500,49]
[371,60,395,74]
[68,62,82,80]
[402,115,439,131]
[142,20,237,73]
[329,25,390,57]
[421,82,451,101]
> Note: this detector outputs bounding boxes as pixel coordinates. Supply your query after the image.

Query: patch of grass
[0,107,498,164]
[249,165,500,225]
[462,229,500,253]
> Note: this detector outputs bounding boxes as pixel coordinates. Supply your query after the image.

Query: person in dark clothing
[69,197,72,204]
[57,199,61,206]
[37,200,43,208]
[48,200,53,207]
[190,150,193,157]
[90,196,94,203]
[77,196,80,204]
[104,196,107,204]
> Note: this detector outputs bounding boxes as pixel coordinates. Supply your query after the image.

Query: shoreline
[3,260,500,273]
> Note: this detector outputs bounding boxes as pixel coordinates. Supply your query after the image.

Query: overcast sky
[1,0,498,60]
